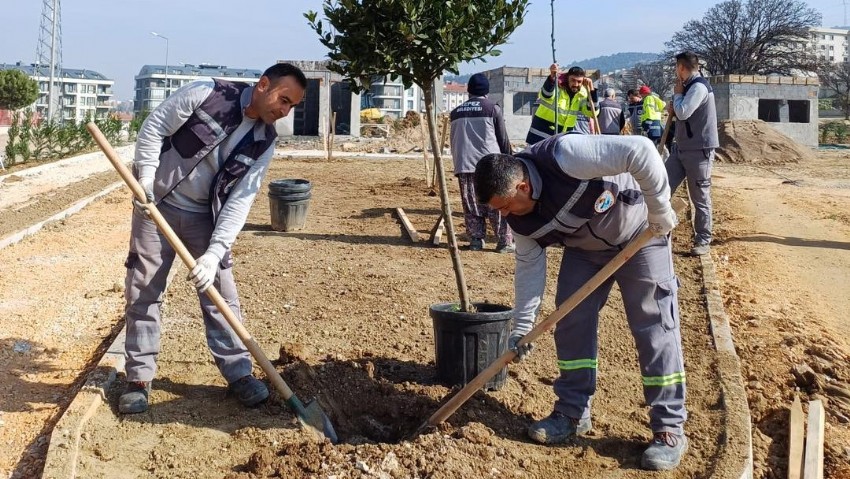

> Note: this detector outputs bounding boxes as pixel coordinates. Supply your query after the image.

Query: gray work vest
[151,79,277,223]
[508,135,648,251]
[598,98,623,135]
[675,76,719,150]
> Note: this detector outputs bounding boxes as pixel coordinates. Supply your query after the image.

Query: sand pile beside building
[714,120,814,165]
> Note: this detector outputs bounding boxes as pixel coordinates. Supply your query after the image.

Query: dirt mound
[715,120,814,165]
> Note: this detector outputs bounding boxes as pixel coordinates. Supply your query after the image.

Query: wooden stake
[420,113,432,188]
[429,216,445,245]
[327,111,337,161]
[788,395,805,479]
[395,207,419,242]
[803,399,825,479]
[435,115,450,187]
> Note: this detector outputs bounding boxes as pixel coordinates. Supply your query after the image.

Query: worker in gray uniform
[666,51,719,256]
[119,63,307,414]
[473,133,688,471]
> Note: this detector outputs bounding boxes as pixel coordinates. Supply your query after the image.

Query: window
[513,92,538,116]
[407,100,414,110]
[788,100,810,123]
[758,99,781,122]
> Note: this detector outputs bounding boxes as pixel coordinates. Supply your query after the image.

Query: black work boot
[641,432,688,470]
[119,381,151,414]
[229,374,269,407]
[527,411,592,444]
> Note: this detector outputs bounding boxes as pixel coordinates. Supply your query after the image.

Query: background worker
[119,63,307,414]
[639,85,666,144]
[597,88,626,135]
[450,73,515,253]
[473,134,687,471]
[526,64,597,144]
[665,51,719,256]
[626,89,644,135]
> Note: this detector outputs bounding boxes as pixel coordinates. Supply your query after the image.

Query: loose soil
[69,157,733,479]
[714,120,815,165]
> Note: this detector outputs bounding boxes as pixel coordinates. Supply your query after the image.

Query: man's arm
[554,135,671,216]
[539,75,556,99]
[512,234,547,336]
[206,142,274,260]
[134,81,214,180]
[673,81,708,121]
[492,103,512,154]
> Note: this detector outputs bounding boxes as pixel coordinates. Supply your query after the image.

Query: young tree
[665,0,821,75]
[306,1,529,311]
[633,60,675,98]
[820,62,850,120]
[0,69,39,111]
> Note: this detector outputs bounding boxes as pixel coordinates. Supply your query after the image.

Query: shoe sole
[118,402,149,414]
[239,388,270,408]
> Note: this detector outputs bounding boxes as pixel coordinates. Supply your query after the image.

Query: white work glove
[132,177,155,215]
[647,204,678,238]
[508,330,534,363]
[188,252,220,293]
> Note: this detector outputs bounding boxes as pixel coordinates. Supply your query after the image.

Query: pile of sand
[714,120,814,165]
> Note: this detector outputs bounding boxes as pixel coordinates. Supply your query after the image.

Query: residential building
[365,77,445,119]
[134,63,262,114]
[808,27,850,63]
[443,81,468,111]
[0,62,114,124]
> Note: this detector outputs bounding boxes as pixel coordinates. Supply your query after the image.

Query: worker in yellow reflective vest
[639,85,666,145]
[526,64,598,145]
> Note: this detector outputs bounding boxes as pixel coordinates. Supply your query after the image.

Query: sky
[2,0,847,101]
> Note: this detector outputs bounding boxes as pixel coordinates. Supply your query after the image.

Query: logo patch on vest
[594,190,616,213]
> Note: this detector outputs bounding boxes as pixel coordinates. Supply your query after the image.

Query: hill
[570,52,659,74]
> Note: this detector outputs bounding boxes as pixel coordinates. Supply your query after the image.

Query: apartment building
[365,77,446,119]
[134,63,262,114]
[808,27,850,63]
[0,62,114,123]
[443,81,468,111]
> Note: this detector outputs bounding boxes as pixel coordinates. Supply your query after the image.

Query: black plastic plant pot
[429,302,514,391]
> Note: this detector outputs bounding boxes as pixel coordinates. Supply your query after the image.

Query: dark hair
[473,153,526,203]
[675,51,700,71]
[627,88,638,97]
[263,62,308,89]
[566,66,586,78]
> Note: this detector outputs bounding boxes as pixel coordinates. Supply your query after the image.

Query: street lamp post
[150,32,169,101]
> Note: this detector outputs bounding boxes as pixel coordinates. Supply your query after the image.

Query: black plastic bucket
[429,302,513,391]
[268,179,312,232]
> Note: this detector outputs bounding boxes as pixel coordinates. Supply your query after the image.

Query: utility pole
[151,32,170,101]
[36,0,62,121]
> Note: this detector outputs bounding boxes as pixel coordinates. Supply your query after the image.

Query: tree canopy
[665,0,821,75]
[305,0,529,92]
[0,69,39,111]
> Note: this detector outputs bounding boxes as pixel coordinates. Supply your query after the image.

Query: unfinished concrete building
[275,60,361,137]
[480,66,599,141]
[710,75,819,147]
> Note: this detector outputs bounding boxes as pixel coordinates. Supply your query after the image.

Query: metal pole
[47,0,58,121]
[151,32,169,102]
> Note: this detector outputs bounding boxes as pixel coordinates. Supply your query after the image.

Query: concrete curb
[41,330,125,479]
[699,252,754,479]
[0,181,124,252]
[0,145,134,184]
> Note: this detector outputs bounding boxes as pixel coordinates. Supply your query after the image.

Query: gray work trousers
[666,146,714,245]
[123,202,252,384]
[553,235,687,434]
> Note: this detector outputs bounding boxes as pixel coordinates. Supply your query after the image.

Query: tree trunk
[423,81,471,312]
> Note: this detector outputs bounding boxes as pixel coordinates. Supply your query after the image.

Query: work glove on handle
[647,204,678,238]
[509,322,535,363]
[132,177,155,215]
[188,252,220,293]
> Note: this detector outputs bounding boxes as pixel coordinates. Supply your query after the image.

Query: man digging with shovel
[473,133,688,470]
[119,63,307,414]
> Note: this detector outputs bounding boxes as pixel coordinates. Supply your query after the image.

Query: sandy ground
[0,148,847,478]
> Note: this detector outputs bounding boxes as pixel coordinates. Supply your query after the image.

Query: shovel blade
[300,399,339,444]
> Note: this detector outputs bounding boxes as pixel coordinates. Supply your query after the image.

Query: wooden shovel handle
[426,197,688,427]
[86,123,298,403]
[658,113,674,155]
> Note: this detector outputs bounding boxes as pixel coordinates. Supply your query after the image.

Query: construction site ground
[0,146,847,478]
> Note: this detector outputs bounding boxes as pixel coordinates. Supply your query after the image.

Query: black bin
[429,302,513,391]
[268,179,311,232]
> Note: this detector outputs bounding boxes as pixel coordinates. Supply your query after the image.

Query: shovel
[86,123,338,444]
[415,197,688,435]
